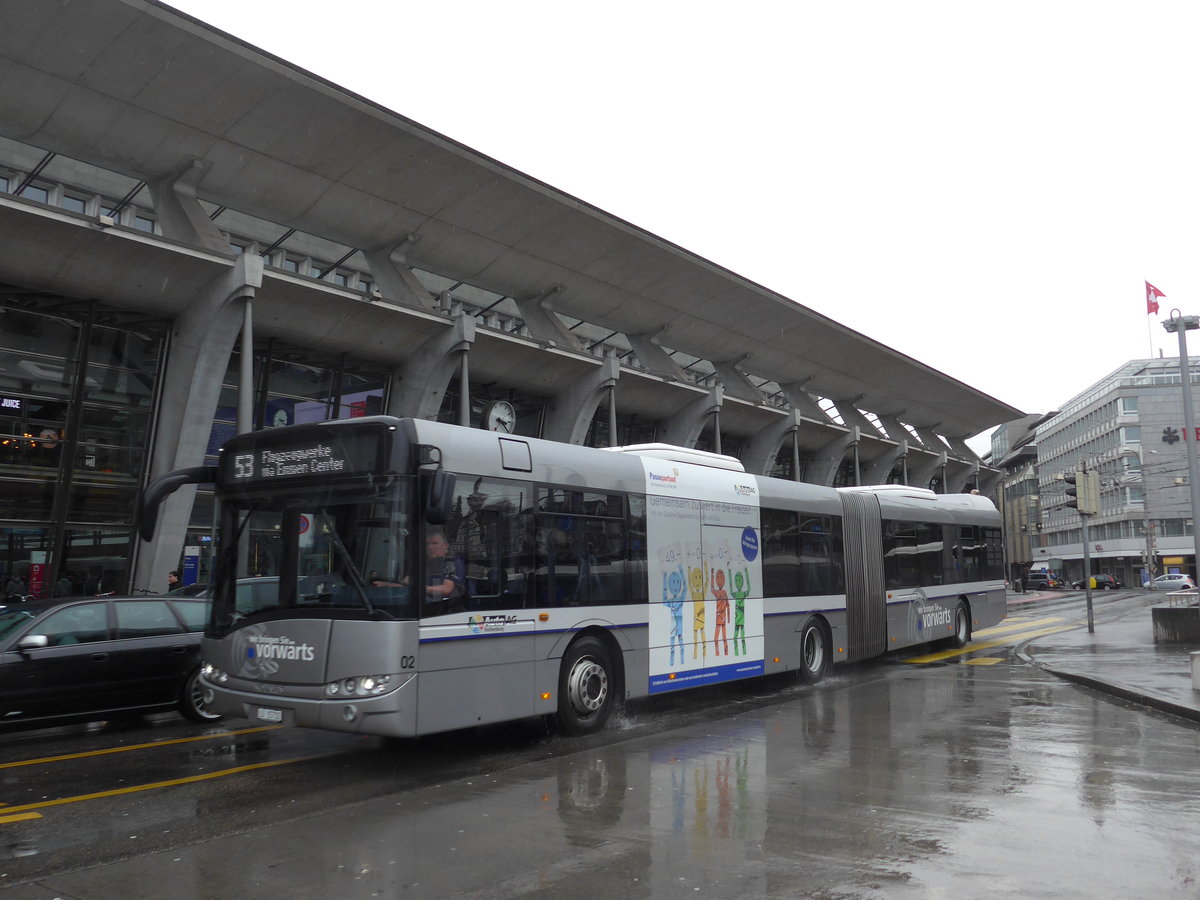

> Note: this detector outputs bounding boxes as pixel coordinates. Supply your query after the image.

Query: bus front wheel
[179,668,223,723]
[798,620,831,684]
[557,637,614,735]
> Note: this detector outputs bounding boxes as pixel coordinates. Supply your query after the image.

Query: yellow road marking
[0,812,42,824]
[903,623,1078,664]
[0,725,282,770]
[963,657,1004,666]
[0,758,300,818]
[974,616,1065,637]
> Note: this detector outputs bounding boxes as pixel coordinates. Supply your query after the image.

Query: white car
[1151,573,1196,591]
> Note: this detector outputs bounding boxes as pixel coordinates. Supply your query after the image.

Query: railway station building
[0,0,1021,597]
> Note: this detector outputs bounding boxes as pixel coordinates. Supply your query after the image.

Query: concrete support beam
[909,450,948,491]
[626,329,691,381]
[807,428,858,487]
[711,356,762,404]
[543,356,620,445]
[742,409,803,476]
[945,436,980,464]
[875,415,909,443]
[946,462,979,494]
[511,286,583,350]
[861,442,906,485]
[363,234,436,311]
[977,469,1004,495]
[147,158,229,253]
[780,381,835,423]
[133,253,264,594]
[835,401,885,440]
[658,385,723,449]
[385,312,477,420]
[912,425,948,454]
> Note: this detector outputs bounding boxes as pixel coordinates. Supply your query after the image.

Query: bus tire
[798,619,831,684]
[950,600,971,649]
[556,637,614,736]
[179,667,223,723]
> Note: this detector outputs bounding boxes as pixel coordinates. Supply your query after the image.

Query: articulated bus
[139,416,1005,738]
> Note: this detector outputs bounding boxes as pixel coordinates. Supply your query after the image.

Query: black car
[0,595,221,731]
[1025,572,1065,590]
[1071,574,1123,590]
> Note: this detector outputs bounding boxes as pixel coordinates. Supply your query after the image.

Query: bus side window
[447,476,531,611]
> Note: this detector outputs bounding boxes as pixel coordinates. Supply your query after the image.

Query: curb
[1017,645,1200,725]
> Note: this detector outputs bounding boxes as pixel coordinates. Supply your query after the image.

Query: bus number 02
[400,656,416,669]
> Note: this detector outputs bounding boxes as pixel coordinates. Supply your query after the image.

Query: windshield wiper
[316,512,376,614]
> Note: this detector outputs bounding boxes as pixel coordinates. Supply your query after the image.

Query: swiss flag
[1146,281,1165,315]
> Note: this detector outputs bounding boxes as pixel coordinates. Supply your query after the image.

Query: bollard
[1193,651,1200,692]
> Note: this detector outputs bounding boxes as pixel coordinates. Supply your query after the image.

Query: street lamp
[1162,310,1200,583]
[1119,447,1160,585]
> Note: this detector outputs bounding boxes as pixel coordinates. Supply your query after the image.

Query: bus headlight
[326,675,392,697]
[201,662,229,684]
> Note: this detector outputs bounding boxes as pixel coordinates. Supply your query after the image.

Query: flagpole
[1147,281,1166,358]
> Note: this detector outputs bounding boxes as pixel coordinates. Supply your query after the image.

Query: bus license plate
[256,707,284,723]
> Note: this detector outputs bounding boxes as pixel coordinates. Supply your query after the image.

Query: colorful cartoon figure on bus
[662,564,686,665]
[711,567,730,656]
[731,567,750,656]
[687,564,707,661]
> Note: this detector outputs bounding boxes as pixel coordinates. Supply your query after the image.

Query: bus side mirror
[424,468,456,525]
[138,466,216,541]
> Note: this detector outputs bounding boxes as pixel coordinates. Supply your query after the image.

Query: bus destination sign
[221,429,385,485]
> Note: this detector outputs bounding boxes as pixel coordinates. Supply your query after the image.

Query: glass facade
[0,299,163,598]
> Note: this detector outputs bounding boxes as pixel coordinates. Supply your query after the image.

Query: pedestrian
[167,570,180,589]
[4,573,26,601]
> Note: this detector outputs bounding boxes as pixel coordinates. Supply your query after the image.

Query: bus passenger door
[415,477,539,734]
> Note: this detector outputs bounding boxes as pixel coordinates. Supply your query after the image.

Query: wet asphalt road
[2,592,1199,898]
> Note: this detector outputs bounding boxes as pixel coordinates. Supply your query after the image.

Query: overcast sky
[166,1,1200,453]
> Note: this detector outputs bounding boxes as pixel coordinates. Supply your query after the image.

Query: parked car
[1071,574,1123,590]
[1025,572,1065,590]
[0,595,221,731]
[164,582,210,598]
[167,577,279,612]
[1151,573,1197,592]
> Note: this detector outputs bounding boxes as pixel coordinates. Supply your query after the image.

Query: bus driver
[421,529,465,613]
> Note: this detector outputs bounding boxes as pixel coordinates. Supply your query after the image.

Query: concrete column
[385,312,477,419]
[658,385,723,449]
[133,253,263,594]
[543,356,620,445]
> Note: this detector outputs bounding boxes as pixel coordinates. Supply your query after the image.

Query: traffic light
[1064,473,1079,509]
[1079,470,1100,515]
[1064,469,1100,515]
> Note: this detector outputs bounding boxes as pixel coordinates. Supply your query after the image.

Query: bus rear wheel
[557,637,614,735]
[798,620,831,684]
[950,601,971,649]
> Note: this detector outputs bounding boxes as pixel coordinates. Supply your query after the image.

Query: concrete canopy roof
[0,0,1024,441]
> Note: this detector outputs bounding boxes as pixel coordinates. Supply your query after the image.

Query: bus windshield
[208,480,414,634]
